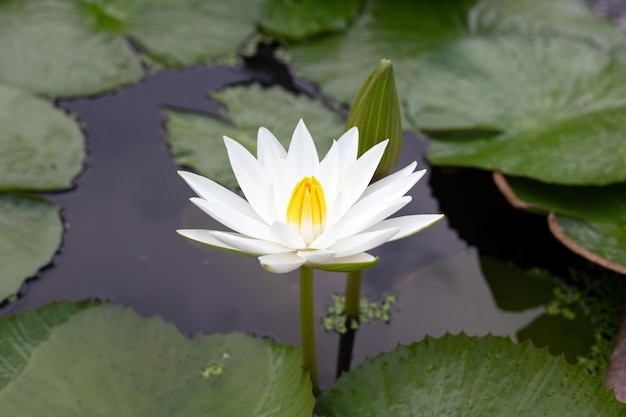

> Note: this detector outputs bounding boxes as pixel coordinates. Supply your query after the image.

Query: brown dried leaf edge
[492,172,626,275]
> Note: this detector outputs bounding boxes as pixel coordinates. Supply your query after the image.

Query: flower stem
[335,271,362,377]
[344,271,362,319]
[300,266,320,396]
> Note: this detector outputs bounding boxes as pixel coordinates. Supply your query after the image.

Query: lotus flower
[178,119,443,273]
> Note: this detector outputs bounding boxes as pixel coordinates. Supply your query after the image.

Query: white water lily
[178,119,443,273]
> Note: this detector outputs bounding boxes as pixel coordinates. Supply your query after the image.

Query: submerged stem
[300,266,320,396]
[344,271,362,319]
[336,271,362,377]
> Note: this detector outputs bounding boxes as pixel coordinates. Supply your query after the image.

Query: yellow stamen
[286,176,327,244]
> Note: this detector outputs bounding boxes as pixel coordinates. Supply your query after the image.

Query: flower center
[286,176,327,245]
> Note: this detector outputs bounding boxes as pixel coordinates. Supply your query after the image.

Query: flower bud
[346,58,402,180]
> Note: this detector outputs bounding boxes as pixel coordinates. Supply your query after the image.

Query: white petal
[339,139,389,215]
[297,249,336,264]
[330,252,377,265]
[210,231,291,255]
[190,197,272,241]
[261,183,282,225]
[223,136,273,223]
[360,163,422,199]
[350,170,423,219]
[330,228,399,257]
[335,196,411,239]
[312,252,379,271]
[177,229,249,255]
[257,127,286,168]
[336,126,358,166]
[315,140,340,206]
[270,221,306,249]
[286,119,319,179]
[309,224,340,250]
[268,157,292,218]
[178,171,259,220]
[259,252,306,273]
[365,214,445,241]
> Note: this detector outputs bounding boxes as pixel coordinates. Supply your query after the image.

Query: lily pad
[0,84,84,191]
[166,83,345,189]
[408,35,626,185]
[0,193,63,302]
[259,0,361,41]
[0,0,142,97]
[408,37,626,185]
[280,0,623,107]
[315,334,626,417]
[0,0,257,97]
[550,214,626,274]
[496,174,626,273]
[0,301,96,388]
[0,303,314,416]
[105,0,258,68]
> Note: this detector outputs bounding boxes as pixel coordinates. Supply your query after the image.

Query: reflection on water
[352,252,543,373]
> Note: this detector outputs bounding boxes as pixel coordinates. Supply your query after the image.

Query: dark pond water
[0,47,616,387]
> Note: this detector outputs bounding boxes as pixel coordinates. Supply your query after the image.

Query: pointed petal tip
[345,125,358,135]
[294,118,308,133]
[177,170,195,180]
[222,135,237,146]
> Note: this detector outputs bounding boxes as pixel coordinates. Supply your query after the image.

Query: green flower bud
[346,58,402,180]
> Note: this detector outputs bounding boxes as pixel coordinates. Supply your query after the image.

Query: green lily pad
[0,301,97,388]
[0,84,84,191]
[0,0,257,97]
[105,0,258,68]
[409,35,626,185]
[0,303,314,416]
[499,175,626,273]
[0,193,63,302]
[552,214,626,274]
[280,0,622,107]
[315,334,626,417]
[259,0,361,41]
[0,0,142,97]
[166,83,345,189]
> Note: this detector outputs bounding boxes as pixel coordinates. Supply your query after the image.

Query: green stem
[344,271,362,319]
[300,266,320,396]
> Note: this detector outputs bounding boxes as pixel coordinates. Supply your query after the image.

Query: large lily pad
[280,0,623,107]
[496,174,626,273]
[103,0,258,68]
[315,334,626,416]
[408,35,626,185]
[166,83,345,189]
[0,193,63,302]
[0,0,142,97]
[0,84,84,191]
[550,215,626,274]
[0,303,314,416]
[259,0,361,41]
[0,301,96,388]
[0,0,257,97]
